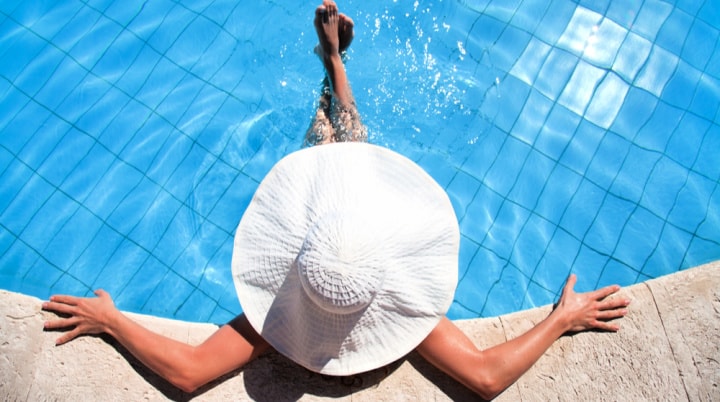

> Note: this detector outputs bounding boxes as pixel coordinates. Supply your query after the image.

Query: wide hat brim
[232,142,459,375]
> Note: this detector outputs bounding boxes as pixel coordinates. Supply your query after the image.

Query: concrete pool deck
[1,261,718,401]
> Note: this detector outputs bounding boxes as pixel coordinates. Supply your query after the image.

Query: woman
[42,2,630,399]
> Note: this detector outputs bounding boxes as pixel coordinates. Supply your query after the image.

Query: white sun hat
[232,142,459,376]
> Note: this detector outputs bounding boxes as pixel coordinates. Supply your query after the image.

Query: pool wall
[2,260,718,400]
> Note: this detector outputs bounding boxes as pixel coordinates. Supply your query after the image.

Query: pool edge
[2,261,718,401]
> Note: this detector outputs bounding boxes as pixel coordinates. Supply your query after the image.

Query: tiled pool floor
[0,0,719,323]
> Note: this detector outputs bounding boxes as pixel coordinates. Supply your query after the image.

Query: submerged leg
[304,77,334,146]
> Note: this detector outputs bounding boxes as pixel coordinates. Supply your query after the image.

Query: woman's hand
[418,274,632,399]
[43,290,269,392]
[554,274,631,333]
[42,289,120,345]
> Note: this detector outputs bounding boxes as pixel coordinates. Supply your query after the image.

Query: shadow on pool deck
[1,261,718,401]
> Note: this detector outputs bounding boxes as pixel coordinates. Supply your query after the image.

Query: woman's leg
[304,76,334,146]
[305,1,366,146]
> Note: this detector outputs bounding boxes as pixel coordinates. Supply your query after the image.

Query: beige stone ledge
[1,261,718,401]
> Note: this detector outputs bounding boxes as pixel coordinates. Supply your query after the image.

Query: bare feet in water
[314,1,354,58]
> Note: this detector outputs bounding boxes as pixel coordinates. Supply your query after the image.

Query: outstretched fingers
[564,274,628,307]
[557,274,631,332]
[42,289,117,345]
[597,292,631,309]
[594,298,630,332]
[595,305,628,320]
[589,318,622,332]
[42,304,83,345]
[588,283,631,319]
[47,294,80,306]
[42,294,84,318]
[42,300,76,317]
[589,283,622,301]
[43,314,79,329]
[46,320,84,345]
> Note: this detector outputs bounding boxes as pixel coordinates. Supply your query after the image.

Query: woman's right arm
[416,274,630,400]
[43,290,269,393]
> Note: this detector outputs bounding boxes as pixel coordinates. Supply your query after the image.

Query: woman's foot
[314,1,341,60]
[338,14,354,53]
[313,1,353,110]
[313,1,354,58]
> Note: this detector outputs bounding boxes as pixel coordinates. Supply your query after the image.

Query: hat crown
[234,142,460,375]
[296,214,384,315]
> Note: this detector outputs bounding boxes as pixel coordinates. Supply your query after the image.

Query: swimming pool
[0,0,718,324]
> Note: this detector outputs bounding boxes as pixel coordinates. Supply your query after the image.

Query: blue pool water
[0,0,718,324]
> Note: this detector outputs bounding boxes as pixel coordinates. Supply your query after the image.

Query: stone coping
[1,261,718,401]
